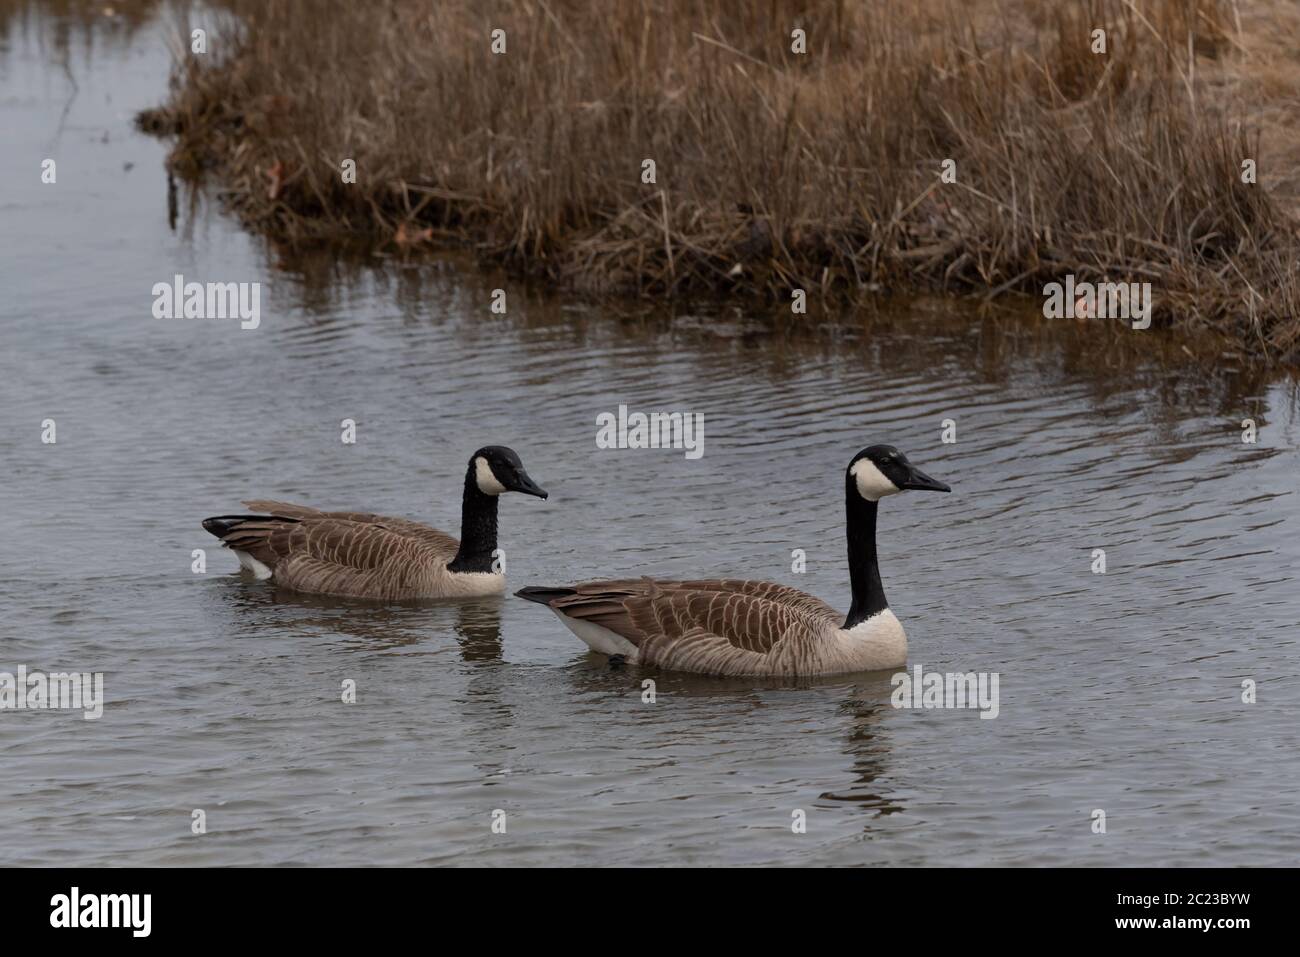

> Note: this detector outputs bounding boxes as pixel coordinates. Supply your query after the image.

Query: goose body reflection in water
[210,580,503,661]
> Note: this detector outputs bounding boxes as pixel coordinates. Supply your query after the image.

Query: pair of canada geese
[202,444,950,677]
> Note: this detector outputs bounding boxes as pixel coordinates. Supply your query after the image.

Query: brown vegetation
[141,0,1300,362]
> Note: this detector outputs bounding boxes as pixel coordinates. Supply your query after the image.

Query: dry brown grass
[140,0,1300,362]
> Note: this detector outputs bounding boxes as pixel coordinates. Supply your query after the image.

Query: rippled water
[2,9,1298,866]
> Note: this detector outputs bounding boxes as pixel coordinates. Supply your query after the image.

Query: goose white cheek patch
[852,459,899,501]
[475,456,507,495]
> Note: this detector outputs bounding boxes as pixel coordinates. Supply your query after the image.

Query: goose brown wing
[655,579,840,620]
[550,579,839,673]
[241,499,459,556]
[215,515,443,594]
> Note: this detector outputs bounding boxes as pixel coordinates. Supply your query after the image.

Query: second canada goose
[516,445,948,677]
[201,446,547,600]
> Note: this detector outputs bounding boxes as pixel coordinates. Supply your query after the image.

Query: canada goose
[516,445,948,676]
[201,446,547,600]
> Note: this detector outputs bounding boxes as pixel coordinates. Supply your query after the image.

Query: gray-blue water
[1,6,1297,865]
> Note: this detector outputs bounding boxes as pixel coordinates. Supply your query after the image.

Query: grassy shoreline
[140,0,1300,363]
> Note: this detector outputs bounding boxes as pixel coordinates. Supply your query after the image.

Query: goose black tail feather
[514,585,577,606]
[201,514,301,539]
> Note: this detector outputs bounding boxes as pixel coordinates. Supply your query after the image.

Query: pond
[1,7,1297,866]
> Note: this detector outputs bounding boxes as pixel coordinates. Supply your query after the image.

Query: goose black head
[848,445,950,501]
[470,446,548,499]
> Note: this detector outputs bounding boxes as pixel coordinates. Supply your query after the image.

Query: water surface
[1,8,1298,866]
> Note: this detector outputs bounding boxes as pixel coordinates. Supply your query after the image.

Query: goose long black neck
[843,478,887,628]
[448,468,499,573]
